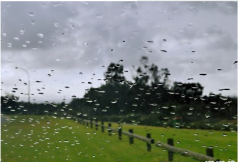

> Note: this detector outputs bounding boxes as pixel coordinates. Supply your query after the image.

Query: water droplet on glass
[28,12,35,16]
[111,100,117,104]
[205,114,210,118]
[187,22,194,26]
[30,20,36,25]
[147,41,154,43]
[20,30,25,35]
[22,45,27,48]
[54,23,59,27]
[2,33,6,37]
[7,43,12,48]
[14,37,19,41]
[189,107,194,110]
[37,33,44,38]
[55,59,60,62]
[96,14,103,18]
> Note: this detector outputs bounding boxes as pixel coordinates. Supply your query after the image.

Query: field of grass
[1,115,237,162]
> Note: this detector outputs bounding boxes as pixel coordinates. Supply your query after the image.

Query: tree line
[1,56,237,130]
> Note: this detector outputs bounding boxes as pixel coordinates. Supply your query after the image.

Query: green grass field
[1,115,237,162]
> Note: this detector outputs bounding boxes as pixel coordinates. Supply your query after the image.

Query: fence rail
[155,141,216,161]
[71,116,220,161]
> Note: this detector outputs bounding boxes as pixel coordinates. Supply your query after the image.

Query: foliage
[1,56,237,131]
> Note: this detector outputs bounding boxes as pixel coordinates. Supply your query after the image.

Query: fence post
[101,121,104,133]
[206,147,214,157]
[129,129,134,144]
[147,133,151,151]
[90,120,93,129]
[95,120,98,130]
[118,126,122,140]
[108,123,112,136]
[168,138,174,161]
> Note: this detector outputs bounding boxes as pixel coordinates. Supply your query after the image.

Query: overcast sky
[1,1,238,103]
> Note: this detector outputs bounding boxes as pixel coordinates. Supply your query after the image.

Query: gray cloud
[1,1,237,103]
[1,1,78,50]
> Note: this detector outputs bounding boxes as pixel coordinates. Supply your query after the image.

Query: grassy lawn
[1,115,237,162]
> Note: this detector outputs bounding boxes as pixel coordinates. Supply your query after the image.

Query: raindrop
[205,114,210,118]
[30,20,36,25]
[65,86,69,88]
[55,59,60,62]
[7,43,12,48]
[111,100,117,104]
[28,12,35,16]
[20,30,25,35]
[37,33,44,38]
[233,61,237,64]
[220,96,228,100]
[147,41,153,43]
[160,50,167,52]
[162,106,169,109]
[26,41,30,44]
[219,88,230,91]
[54,23,59,27]
[22,45,27,48]
[96,14,103,18]
[14,37,19,41]
[199,73,207,76]
[187,22,194,26]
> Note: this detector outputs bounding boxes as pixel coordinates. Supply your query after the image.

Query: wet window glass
[1,1,237,162]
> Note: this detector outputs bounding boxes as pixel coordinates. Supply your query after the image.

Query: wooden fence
[70,116,220,162]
